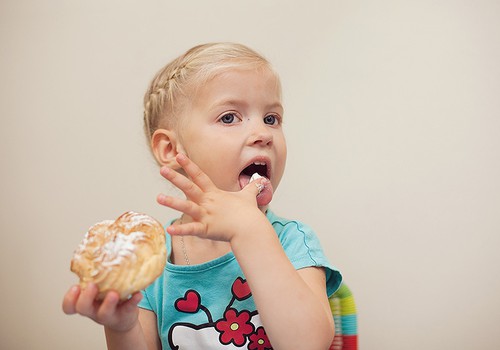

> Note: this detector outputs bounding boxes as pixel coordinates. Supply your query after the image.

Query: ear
[151,129,185,169]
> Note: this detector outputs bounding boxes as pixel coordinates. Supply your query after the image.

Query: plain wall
[1,1,499,349]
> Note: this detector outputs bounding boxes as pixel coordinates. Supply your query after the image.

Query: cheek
[273,142,287,186]
[185,148,237,186]
[278,137,287,166]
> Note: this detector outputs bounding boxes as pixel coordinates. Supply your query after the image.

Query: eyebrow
[266,101,284,112]
[209,98,283,112]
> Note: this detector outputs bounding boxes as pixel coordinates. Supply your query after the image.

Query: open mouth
[238,160,270,190]
[238,160,274,206]
[240,162,268,179]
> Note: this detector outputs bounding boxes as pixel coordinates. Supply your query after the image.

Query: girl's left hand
[156,153,269,242]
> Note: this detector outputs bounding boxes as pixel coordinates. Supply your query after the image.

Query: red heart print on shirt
[175,290,201,313]
[232,277,251,300]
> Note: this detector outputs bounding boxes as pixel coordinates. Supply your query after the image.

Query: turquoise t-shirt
[139,209,342,349]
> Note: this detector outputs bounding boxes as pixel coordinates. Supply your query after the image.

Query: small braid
[143,61,190,146]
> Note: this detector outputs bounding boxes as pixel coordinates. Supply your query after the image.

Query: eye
[263,114,280,125]
[219,113,240,124]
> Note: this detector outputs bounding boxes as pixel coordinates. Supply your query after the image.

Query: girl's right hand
[62,283,143,333]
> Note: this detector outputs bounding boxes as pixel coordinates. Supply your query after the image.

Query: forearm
[230,215,334,350]
[104,322,149,350]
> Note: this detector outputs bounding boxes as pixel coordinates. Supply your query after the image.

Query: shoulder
[265,209,321,257]
[266,209,343,296]
[266,209,316,241]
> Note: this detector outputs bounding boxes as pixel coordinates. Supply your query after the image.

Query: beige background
[1,1,499,349]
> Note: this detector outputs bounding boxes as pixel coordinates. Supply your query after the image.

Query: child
[63,42,342,350]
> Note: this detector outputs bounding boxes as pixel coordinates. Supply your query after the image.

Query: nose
[248,119,273,146]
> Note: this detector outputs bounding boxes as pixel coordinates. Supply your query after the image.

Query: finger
[75,283,99,318]
[62,285,81,315]
[122,292,143,312]
[128,291,143,304]
[160,165,203,200]
[244,177,269,196]
[167,221,206,236]
[157,194,203,219]
[157,194,198,214]
[176,154,215,192]
[96,290,120,322]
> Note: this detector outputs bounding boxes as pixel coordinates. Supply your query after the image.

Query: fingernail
[160,167,170,176]
[256,182,265,194]
[107,292,119,303]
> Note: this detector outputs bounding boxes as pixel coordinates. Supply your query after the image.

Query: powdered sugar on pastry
[70,211,166,300]
[101,231,146,266]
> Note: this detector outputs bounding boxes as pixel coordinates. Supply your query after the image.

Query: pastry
[71,211,166,300]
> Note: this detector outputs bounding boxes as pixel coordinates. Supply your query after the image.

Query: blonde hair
[143,42,281,146]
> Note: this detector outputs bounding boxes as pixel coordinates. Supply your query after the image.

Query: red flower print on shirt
[248,326,272,350]
[215,308,255,346]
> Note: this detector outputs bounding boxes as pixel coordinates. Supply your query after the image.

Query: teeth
[253,162,265,165]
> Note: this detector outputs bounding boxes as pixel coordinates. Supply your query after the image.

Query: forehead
[198,67,281,101]
[197,68,282,112]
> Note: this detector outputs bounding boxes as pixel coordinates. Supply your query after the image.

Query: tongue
[239,173,273,207]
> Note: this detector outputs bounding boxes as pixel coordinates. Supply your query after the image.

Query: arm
[230,213,334,349]
[158,154,334,349]
[105,309,161,350]
[62,284,160,350]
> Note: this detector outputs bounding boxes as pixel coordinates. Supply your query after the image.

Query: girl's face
[177,68,287,207]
